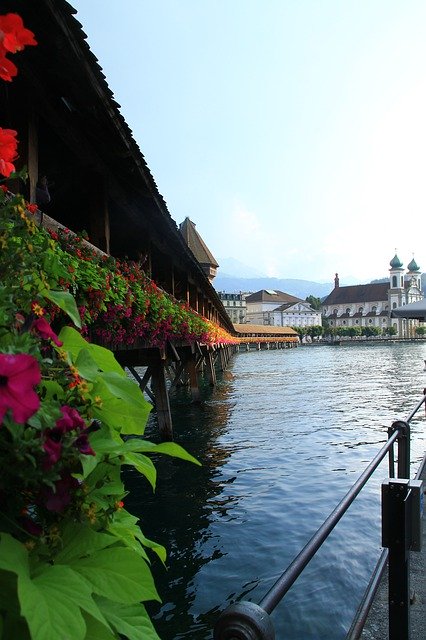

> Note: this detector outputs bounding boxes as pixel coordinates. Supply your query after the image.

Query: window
[392,302,397,309]
[346,308,350,314]
[392,275,397,287]
[359,307,363,314]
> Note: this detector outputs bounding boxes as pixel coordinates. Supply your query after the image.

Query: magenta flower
[32,317,63,347]
[56,405,86,433]
[0,353,40,424]
[41,474,79,512]
[74,433,95,456]
[42,431,63,469]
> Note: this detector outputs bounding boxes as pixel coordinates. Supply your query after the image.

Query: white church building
[321,254,423,337]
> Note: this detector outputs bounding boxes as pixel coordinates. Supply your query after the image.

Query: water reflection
[124,376,238,638]
[124,342,426,640]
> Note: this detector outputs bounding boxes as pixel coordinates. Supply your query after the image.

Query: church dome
[407,257,420,272]
[389,253,403,269]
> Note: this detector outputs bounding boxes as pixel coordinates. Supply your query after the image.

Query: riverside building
[321,254,424,337]
[244,289,322,328]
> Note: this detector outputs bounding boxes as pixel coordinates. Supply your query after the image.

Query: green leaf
[108,510,166,565]
[55,522,117,564]
[69,548,160,604]
[75,349,100,381]
[0,533,29,576]
[122,452,156,490]
[41,380,65,401]
[41,289,82,328]
[92,375,151,435]
[83,613,117,640]
[97,600,161,640]
[124,439,201,466]
[58,327,124,375]
[18,565,110,640]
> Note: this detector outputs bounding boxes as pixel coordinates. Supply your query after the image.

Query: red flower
[0,14,37,54]
[0,52,17,81]
[26,202,38,214]
[0,185,7,193]
[32,317,63,346]
[0,353,40,424]
[0,128,18,178]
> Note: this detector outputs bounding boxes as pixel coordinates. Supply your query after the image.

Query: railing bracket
[213,601,275,640]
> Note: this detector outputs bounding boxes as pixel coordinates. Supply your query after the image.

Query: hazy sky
[71,0,425,283]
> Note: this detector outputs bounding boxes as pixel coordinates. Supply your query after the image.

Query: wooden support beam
[127,365,155,402]
[150,355,174,440]
[169,360,186,391]
[204,349,217,386]
[185,354,201,403]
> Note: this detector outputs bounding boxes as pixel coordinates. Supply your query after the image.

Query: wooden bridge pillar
[204,347,217,386]
[150,353,174,440]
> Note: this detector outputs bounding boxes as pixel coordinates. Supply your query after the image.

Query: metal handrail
[213,391,426,640]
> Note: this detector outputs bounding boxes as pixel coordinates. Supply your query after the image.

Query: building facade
[218,292,247,324]
[245,289,322,327]
[321,254,423,337]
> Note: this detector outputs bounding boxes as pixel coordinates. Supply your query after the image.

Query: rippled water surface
[125,341,426,640]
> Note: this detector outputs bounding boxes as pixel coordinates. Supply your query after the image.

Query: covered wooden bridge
[233,324,299,350]
[1,0,298,439]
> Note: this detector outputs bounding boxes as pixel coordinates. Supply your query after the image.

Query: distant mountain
[214,272,426,301]
[213,275,334,299]
[217,257,266,278]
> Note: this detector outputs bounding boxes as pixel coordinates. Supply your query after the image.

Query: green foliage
[305,295,322,310]
[0,192,201,639]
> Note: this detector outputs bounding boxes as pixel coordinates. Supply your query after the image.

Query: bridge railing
[213,390,426,640]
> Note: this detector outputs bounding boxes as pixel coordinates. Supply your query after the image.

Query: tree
[347,326,361,339]
[306,325,323,341]
[415,326,425,337]
[306,295,322,310]
[384,325,397,337]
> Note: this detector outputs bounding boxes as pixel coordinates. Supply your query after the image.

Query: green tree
[306,295,322,310]
[347,326,362,339]
[307,325,323,341]
[415,326,425,337]
[384,325,398,337]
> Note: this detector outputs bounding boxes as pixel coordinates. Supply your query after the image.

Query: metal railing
[213,390,426,640]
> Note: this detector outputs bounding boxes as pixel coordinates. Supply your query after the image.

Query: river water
[125,341,426,640]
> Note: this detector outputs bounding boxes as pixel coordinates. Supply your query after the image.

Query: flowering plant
[0,13,205,639]
[0,189,201,639]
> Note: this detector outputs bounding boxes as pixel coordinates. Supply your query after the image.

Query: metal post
[389,420,410,478]
[382,478,411,640]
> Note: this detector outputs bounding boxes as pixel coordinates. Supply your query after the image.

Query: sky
[71,0,426,284]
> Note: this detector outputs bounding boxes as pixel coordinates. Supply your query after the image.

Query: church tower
[388,252,405,313]
[406,257,422,303]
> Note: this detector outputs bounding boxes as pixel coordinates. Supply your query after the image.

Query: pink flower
[32,317,63,346]
[42,431,62,469]
[74,433,95,456]
[0,353,40,424]
[56,405,86,433]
